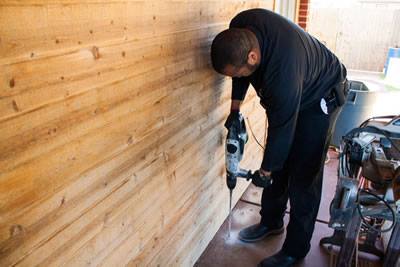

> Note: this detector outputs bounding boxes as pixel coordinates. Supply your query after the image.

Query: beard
[246,61,259,75]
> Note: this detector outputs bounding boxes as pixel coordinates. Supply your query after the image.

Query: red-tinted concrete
[195,148,383,267]
[195,201,333,267]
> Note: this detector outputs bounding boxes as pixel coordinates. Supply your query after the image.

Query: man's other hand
[252,169,272,188]
[224,110,240,130]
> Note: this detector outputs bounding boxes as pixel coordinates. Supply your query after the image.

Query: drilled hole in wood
[92,46,100,59]
[30,52,34,58]
[9,78,15,88]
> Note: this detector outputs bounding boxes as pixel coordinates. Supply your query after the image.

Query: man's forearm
[230,100,242,111]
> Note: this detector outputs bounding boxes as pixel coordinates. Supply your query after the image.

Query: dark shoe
[238,223,284,243]
[257,250,300,267]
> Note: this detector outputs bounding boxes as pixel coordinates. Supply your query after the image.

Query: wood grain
[0,1,272,266]
[308,7,400,72]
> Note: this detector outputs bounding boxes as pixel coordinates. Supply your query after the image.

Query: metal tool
[320,115,400,266]
[225,112,272,237]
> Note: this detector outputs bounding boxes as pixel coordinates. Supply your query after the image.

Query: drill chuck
[226,173,237,190]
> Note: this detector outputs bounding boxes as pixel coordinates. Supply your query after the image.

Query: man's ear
[247,50,258,65]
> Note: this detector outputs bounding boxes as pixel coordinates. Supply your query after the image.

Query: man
[210,8,348,267]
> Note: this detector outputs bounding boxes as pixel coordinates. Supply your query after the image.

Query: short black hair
[210,28,258,74]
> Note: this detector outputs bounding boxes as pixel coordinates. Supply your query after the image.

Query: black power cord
[356,188,397,233]
[246,117,265,150]
[359,115,398,128]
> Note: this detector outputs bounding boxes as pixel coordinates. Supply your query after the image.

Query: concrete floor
[195,149,383,267]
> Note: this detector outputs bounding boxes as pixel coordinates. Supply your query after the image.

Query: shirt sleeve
[260,56,304,172]
[232,77,250,101]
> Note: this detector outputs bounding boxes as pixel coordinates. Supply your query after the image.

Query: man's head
[211,28,260,78]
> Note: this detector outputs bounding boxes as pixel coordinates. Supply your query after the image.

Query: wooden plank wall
[0,1,272,266]
[307,7,400,72]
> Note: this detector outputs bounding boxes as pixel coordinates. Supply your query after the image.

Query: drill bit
[228,189,233,238]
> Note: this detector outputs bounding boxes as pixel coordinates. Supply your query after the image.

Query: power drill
[225,112,272,190]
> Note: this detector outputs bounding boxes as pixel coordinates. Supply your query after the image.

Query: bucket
[332,81,373,147]
[384,47,400,75]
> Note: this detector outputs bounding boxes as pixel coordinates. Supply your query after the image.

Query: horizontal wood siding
[0,1,272,266]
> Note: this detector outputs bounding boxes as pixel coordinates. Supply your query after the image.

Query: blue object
[384,47,400,75]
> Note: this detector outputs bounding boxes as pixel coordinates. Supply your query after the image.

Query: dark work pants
[260,100,342,259]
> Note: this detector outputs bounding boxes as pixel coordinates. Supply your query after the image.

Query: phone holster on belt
[333,64,349,107]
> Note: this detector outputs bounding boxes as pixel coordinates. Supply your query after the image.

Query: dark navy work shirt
[229,9,344,172]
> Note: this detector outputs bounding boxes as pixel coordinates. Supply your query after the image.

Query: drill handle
[236,168,252,180]
[236,169,273,188]
[251,170,273,188]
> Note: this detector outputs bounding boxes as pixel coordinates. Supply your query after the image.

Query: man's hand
[224,110,240,130]
[224,100,242,130]
[252,169,272,188]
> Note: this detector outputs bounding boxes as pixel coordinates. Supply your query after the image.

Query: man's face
[222,51,260,78]
[223,63,257,78]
